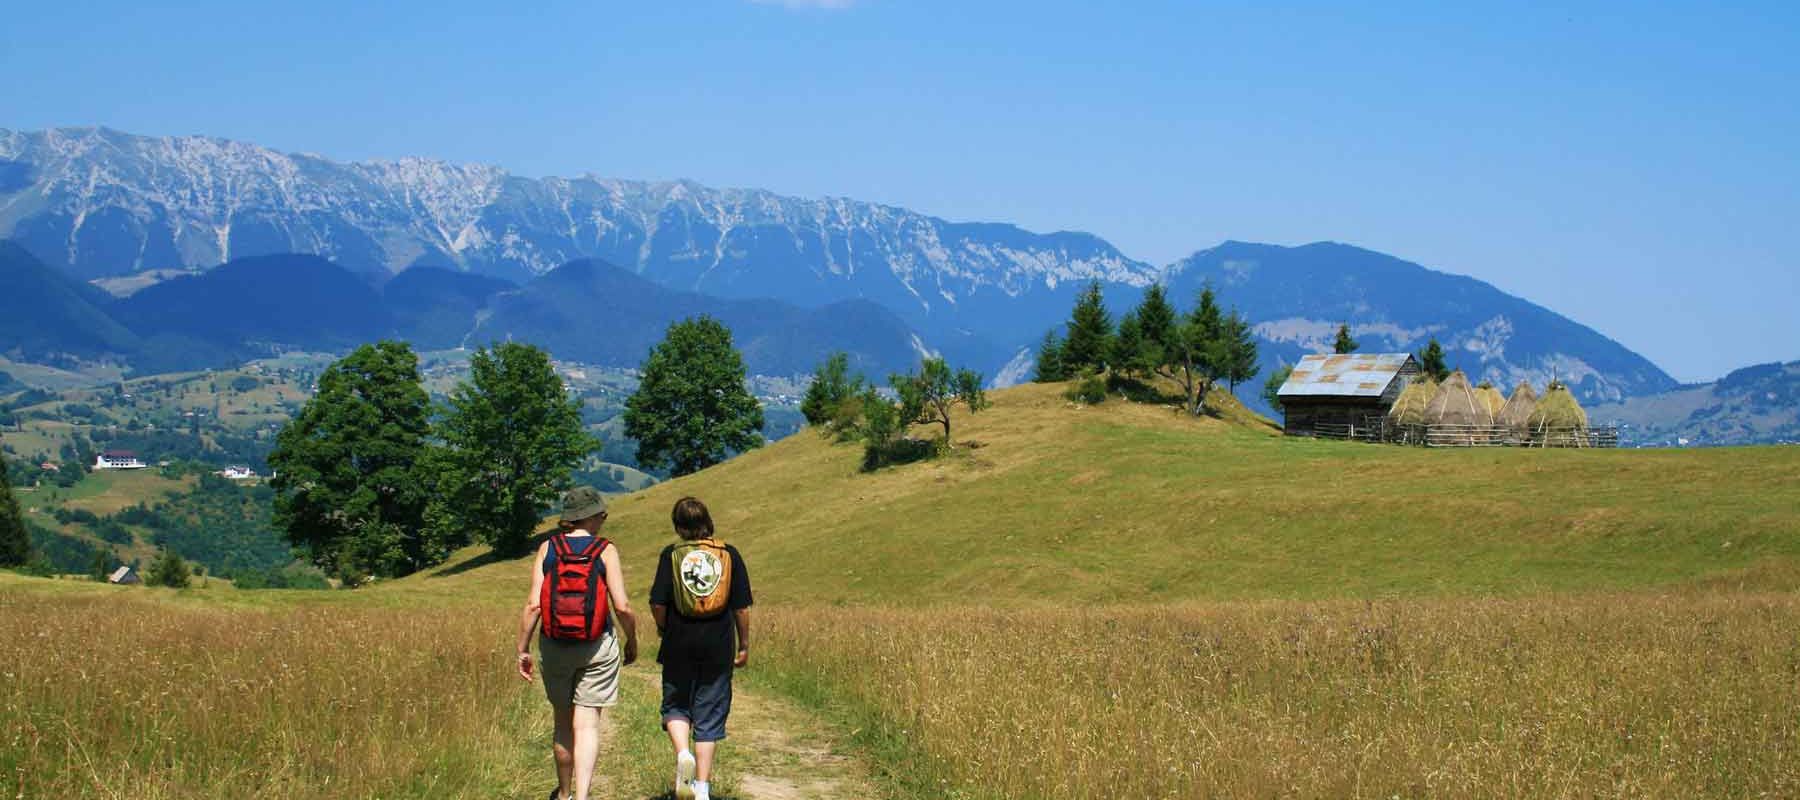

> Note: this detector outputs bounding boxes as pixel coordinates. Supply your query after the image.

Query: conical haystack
[1424,370,1493,426]
[1528,381,1589,447]
[1498,381,1539,438]
[1387,377,1438,427]
[1474,383,1506,419]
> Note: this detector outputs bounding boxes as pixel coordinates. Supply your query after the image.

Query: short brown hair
[671,497,714,540]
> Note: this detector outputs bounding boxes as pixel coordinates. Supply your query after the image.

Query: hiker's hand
[622,640,638,666]
[734,648,750,668]
[516,652,534,681]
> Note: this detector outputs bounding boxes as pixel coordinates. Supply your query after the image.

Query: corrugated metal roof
[1277,353,1416,398]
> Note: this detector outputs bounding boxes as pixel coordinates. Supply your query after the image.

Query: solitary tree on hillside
[624,316,765,477]
[0,444,30,567]
[1032,330,1068,383]
[1061,281,1114,374]
[892,357,989,448]
[434,342,597,557]
[268,341,436,580]
[1418,338,1450,382]
[1332,324,1359,355]
[801,352,866,428]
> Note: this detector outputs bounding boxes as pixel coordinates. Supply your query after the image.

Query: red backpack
[540,534,611,641]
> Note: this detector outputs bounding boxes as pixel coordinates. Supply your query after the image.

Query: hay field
[0,578,680,800]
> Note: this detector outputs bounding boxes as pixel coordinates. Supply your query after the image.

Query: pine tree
[0,448,30,567]
[1418,338,1450,382]
[1332,324,1359,354]
[1111,312,1148,378]
[1032,330,1068,383]
[1135,284,1179,363]
[1170,286,1226,415]
[624,316,765,477]
[268,341,436,580]
[1221,310,1260,391]
[1062,281,1114,374]
[433,342,599,557]
[801,352,864,427]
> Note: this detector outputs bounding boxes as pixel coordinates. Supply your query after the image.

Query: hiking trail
[592,669,871,800]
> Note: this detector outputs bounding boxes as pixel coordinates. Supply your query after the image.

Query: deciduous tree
[147,548,190,588]
[1262,364,1293,414]
[892,357,989,447]
[0,444,29,567]
[268,341,436,580]
[434,342,598,557]
[624,316,765,477]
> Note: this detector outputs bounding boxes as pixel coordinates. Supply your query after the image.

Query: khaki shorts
[539,632,621,708]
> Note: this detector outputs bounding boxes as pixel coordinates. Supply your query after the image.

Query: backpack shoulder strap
[549,533,573,560]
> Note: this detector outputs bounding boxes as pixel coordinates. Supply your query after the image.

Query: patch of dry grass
[757,592,1800,799]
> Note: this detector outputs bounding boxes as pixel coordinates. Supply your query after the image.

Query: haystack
[1424,370,1493,426]
[1498,381,1539,442]
[1528,382,1589,447]
[1386,377,1438,428]
[1474,382,1507,419]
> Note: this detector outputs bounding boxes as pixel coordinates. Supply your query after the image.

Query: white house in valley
[94,450,148,470]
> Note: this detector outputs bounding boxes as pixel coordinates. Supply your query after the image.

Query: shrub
[1064,372,1107,405]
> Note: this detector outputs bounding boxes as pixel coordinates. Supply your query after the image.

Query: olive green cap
[559,486,607,523]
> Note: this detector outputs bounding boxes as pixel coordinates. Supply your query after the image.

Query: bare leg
[552,704,575,799]
[695,741,718,782]
[572,705,603,800]
[666,717,693,755]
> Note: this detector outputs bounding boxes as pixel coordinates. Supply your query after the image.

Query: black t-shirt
[650,542,752,666]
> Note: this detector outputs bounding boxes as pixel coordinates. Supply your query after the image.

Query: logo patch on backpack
[670,539,732,619]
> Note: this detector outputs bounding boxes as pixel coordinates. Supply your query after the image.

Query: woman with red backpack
[516,486,639,800]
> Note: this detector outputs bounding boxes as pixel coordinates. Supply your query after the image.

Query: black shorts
[660,660,733,742]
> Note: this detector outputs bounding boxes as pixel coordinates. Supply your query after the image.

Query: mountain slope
[382,267,514,350]
[1163,241,1678,403]
[112,253,393,368]
[1590,360,1800,446]
[479,259,925,375]
[0,241,138,359]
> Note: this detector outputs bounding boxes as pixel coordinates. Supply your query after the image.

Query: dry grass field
[6,381,1799,798]
[754,594,1800,799]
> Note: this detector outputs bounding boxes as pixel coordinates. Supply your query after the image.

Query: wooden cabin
[1276,353,1421,437]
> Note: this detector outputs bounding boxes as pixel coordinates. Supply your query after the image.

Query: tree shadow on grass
[425,529,558,578]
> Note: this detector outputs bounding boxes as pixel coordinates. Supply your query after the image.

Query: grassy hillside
[430,381,1800,607]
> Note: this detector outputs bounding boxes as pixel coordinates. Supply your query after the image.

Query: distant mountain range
[0,124,1702,407]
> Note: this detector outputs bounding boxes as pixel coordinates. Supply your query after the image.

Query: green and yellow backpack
[670,538,732,619]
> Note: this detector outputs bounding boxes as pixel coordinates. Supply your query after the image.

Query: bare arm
[516,541,549,679]
[600,544,639,665]
[732,608,751,667]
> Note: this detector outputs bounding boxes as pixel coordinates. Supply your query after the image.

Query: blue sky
[3,0,1795,381]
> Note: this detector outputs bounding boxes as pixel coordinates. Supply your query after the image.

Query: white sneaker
[693,780,712,800]
[675,750,697,800]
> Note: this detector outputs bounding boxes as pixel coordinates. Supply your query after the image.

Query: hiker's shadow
[639,793,742,800]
